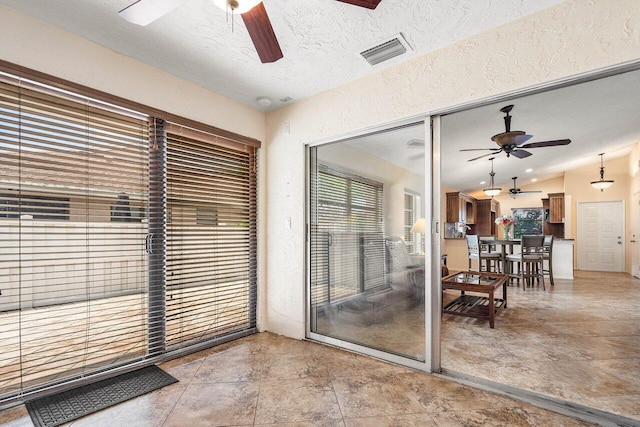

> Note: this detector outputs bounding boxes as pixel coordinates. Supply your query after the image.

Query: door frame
[305,114,432,372]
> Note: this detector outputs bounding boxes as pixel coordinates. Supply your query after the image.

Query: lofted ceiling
[439,69,640,194]
[341,69,640,194]
[0,0,565,112]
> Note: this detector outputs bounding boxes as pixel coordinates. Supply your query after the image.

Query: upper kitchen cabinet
[446,192,476,224]
[548,192,565,223]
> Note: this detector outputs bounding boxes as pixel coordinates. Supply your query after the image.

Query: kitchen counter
[443,236,574,280]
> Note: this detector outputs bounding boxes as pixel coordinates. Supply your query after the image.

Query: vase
[503,227,511,240]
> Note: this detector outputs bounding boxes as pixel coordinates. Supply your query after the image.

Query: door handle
[631,240,637,243]
[617,241,622,245]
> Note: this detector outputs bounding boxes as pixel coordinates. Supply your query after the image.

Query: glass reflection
[309,122,426,360]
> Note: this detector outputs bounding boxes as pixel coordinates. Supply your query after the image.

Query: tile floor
[441,270,640,421]
[0,332,597,426]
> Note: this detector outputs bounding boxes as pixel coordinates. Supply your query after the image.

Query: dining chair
[506,235,545,290]
[542,235,554,286]
[466,234,501,273]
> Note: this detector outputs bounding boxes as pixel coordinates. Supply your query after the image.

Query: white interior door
[577,201,624,272]
[632,193,640,278]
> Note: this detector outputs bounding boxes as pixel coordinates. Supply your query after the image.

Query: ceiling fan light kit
[590,153,614,191]
[212,0,261,14]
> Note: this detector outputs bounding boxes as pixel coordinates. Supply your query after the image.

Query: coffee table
[441,271,508,328]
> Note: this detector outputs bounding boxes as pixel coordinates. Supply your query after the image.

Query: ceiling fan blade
[459,148,500,152]
[519,190,543,194]
[467,151,502,162]
[119,0,184,26]
[336,0,382,9]
[519,139,572,149]
[512,134,534,146]
[511,149,532,159]
[241,3,283,63]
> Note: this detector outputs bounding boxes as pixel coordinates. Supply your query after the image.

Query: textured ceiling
[0,0,565,112]
[347,69,640,193]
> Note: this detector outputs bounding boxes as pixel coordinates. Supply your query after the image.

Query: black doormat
[25,365,178,427]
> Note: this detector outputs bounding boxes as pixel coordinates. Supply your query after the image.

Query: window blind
[309,162,384,306]
[165,127,257,349]
[0,79,149,397]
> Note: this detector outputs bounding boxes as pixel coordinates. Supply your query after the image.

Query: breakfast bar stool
[506,235,545,290]
[542,235,554,286]
[466,235,501,273]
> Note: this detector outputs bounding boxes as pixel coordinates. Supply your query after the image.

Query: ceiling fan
[460,104,572,162]
[118,0,382,64]
[509,176,542,198]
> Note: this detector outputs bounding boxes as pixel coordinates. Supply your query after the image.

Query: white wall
[265,0,640,340]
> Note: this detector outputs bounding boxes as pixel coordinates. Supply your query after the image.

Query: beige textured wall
[265,0,640,340]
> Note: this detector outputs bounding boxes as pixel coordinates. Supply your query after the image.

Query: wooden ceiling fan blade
[511,149,532,159]
[520,139,572,149]
[241,3,283,63]
[519,190,543,194]
[467,151,501,162]
[336,0,382,9]
[459,148,500,152]
[118,0,184,26]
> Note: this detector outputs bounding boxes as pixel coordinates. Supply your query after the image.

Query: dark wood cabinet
[474,199,500,236]
[548,192,565,223]
[542,194,565,238]
[446,192,476,224]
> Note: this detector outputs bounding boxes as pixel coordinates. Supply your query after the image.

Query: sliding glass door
[308,121,427,361]
[0,71,258,402]
[0,78,150,395]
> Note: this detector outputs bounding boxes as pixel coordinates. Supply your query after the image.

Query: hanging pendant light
[590,153,614,191]
[483,157,502,197]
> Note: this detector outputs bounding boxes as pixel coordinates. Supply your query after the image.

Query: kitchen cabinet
[542,196,565,238]
[548,193,565,223]
[446,192,476,224]
[474,199,500,236]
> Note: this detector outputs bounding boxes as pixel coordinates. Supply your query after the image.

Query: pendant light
[590,153,614,191]
[483,157,502,197]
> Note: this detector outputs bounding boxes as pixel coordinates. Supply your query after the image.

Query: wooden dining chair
[542,235,554,286]
[466,235,501,273]
[506,235,545,290]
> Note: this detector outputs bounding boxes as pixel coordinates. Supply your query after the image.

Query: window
[404,192,421,253]
[312,164,385,296]
[0,192,70,220]
[512,208,544,237]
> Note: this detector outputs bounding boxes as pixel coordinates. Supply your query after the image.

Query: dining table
[480,238,521,279]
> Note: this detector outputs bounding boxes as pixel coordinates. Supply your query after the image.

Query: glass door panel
[309,122,426,360]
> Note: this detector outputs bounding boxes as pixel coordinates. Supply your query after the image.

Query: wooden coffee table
[441,271,508,328]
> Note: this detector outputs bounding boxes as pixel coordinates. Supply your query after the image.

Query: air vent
[358,33,412,66]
